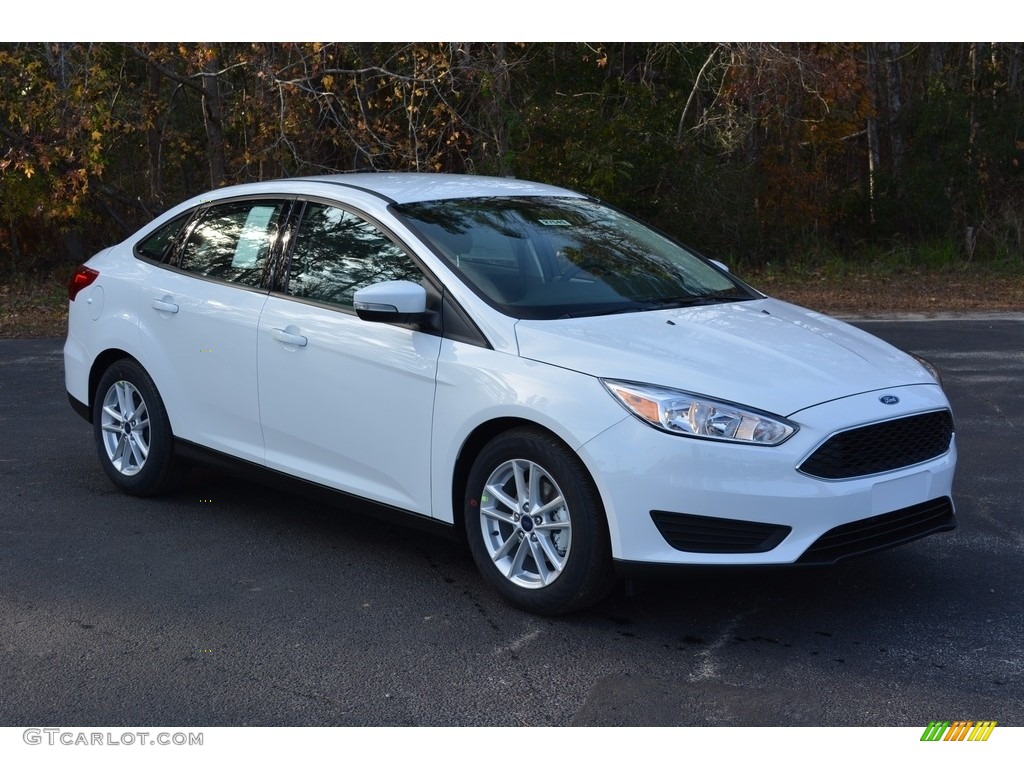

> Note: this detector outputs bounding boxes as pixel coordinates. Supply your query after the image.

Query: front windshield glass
[394,196,755,320]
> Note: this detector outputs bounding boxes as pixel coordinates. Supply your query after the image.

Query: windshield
[394,196,756,320]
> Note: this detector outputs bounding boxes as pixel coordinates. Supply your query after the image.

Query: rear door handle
[271,328,308,347]
[151,298,179,314]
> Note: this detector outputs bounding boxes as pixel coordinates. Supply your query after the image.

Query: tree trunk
[865,44,881,225]
[145,62,163,203]
[882,42,904,184]
[1008,42,1021,91]
[927,43,946,85]
[488,42,510,176]
[201,51,226,188]
[967,43,979,186]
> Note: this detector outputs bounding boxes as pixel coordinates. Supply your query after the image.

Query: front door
[256,201,441,515]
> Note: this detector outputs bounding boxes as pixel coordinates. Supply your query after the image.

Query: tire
[464,427,616,615]
[93,358,183,496]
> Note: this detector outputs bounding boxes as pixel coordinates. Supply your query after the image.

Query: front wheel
[464,427,615,615]
[93,358,183,496]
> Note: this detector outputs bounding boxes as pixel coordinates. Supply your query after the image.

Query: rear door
[140,197,290,464]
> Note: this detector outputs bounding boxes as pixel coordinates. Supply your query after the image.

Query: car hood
[514,298,935,416]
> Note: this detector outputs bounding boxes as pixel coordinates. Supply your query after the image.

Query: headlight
[601,379,797,446]
[909,352,943,385]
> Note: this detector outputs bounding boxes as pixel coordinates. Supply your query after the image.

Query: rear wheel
[93,359,183,496]
[464,427,615,615]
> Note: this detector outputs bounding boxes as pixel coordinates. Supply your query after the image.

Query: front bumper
[577,384,957,566]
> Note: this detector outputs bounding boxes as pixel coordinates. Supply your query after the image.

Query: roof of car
[283,173,584,205]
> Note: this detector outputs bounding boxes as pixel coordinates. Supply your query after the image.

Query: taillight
[68,266,99,301]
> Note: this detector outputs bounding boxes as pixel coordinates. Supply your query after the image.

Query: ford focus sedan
[65,173,957,614]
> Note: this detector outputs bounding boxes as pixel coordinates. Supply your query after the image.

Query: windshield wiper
[558,304,648,319]
[641,292,750,309]
[558,292,751,319]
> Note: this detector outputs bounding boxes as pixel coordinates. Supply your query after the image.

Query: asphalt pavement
[1,317,1021,726]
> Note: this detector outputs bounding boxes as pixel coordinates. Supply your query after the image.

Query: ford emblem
[879,395,900,405]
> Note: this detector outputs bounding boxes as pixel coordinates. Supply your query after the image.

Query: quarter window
[178,200,286,287]
[135,212,193,263]
[287,203,422,309]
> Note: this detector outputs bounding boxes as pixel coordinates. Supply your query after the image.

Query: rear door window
[178,200,287,288]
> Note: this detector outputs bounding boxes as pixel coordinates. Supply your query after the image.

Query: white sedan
[64,173,957,614]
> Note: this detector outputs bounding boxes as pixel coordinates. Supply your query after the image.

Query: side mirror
[353,280,429,324]
[709,259,730,273]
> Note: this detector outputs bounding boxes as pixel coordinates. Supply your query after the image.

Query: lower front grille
[650,511,791,554]
[797,496,956,564]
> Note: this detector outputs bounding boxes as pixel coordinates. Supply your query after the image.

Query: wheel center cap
[520,515,534,532]
[123,422,133,435]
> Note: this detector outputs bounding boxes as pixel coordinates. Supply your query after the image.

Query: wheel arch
[88,348,139,413]
[91,354,186,496]
[450,417,609,539]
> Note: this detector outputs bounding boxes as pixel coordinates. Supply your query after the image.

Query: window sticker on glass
[233,205,277,267]
[538,219,572,227]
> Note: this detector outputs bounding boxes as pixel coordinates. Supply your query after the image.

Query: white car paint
[257,295,441,514]
[514,298,935,417]
[139,267,269,464]
[65,172,958,613]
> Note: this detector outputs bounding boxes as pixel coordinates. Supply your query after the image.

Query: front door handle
[271,328,308,347]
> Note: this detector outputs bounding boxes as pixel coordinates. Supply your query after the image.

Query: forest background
[2,42,1022,334]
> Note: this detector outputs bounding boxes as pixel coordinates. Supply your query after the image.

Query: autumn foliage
[1,42,1022,276]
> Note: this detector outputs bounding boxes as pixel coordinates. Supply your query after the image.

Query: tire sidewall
[464,428,613,615]
[93,359,177,496]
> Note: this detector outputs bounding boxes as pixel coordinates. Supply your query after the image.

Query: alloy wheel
[99,380,151,476]
[478,458,572,589]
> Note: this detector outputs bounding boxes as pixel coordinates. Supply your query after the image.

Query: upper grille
[799,409,954,480]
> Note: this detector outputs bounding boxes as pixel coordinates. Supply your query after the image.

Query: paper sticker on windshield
[538,219,572,227]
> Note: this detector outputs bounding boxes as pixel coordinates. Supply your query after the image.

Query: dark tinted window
[179,200,285,287]
[135,212,192,263]
[287,202,422,309]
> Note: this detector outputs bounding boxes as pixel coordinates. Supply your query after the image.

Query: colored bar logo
[921,721,997,741]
